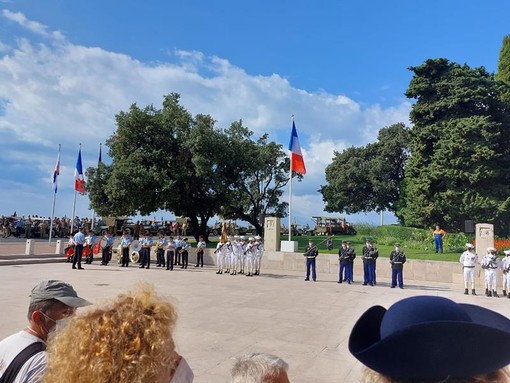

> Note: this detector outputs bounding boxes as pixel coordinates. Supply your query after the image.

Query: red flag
[74,148,86,195]
[288,121,306,175]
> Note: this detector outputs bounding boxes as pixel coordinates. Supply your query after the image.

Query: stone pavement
[1,250,510,382]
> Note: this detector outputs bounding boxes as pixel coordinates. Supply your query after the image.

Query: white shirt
[459,250,478,267]
[0,331,46,383]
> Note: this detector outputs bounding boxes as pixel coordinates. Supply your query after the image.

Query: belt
[488,267,498,269]
[463,266,475,268]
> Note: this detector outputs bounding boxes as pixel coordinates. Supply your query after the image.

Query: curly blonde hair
[44,284,179,383]
[362,367,510,383]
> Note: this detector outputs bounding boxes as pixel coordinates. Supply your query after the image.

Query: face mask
[40,312,72,334]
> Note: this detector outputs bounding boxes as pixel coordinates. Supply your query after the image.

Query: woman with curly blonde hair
[43,284,193,382]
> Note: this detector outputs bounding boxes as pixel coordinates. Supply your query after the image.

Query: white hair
[230,353,289,383]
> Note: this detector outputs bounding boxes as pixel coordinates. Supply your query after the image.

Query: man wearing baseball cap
[0,280,91,383]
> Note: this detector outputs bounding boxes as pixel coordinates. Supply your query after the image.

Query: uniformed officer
[229,236,239,275]
[238,236,247,274]
[195,235,206,268]
[156,232,167,267]
[459,243,478,295]
[72,227,86,270]
[165,236,176,271]
[215,238,226,274]
[101,231,115,266]
[120,230,132,267]
[338,241,355,284]
[481,247,500,297]
[500,250,510,298]
[245,237,256,277]
[84,229,97,264]
[304,239,318,281]
[253,235,264,276]
[390,243,406,289]
[139,231,153,269]
[180,238,190,269]
[362,239,378,286]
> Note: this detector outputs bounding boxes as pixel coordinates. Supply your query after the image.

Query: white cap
[254,235,261,240]
[248,237,254,241]
[487,247,497,252]
[504,250,510,256]
[466,243,474,248]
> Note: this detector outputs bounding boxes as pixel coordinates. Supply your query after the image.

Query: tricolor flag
[98,143,102,165]
[74,148,87,195]
[52,146,61,193]
[288,120,306,175]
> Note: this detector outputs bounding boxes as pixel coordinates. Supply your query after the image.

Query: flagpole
[70,143,82,234]
[288,115,294,242]
[49,144,61,244]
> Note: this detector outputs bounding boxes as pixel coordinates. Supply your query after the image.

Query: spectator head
[231,353,289,383]
[349,296,510,382]
[28,280,91,340]
[44,284,181,382]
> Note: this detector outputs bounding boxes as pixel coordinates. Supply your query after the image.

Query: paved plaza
[1,245,510,382]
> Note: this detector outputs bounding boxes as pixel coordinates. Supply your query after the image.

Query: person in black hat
[0,280,91,382]
[390,243,406,289]
[349,295,510,382]
[362,239,378,286]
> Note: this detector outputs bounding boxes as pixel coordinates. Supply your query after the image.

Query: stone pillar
[475,223,494,258]
[25,239,34,255]
[55,239,65,255]
[264,217,280,251]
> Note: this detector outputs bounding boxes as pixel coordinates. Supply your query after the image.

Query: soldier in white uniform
[238,236,247,274]
[245,237,256,277]
[459,243,478,295]
[223,237,233,274]
[481,247,500,297]
[215,238,226,274]
[500,250,510,298]
[253,235,264,276]
[229,236,240,275]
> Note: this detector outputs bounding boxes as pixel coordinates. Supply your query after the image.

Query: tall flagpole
[91,143,101,232]
[49,144,61,244]
[70,143,81,234]
[288,115,294,242]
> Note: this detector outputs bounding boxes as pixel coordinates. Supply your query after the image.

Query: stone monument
[475,223,494,257]
[264,217,281,251]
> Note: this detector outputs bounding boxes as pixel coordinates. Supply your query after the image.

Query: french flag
[288,120,306,175]
[74,148,87,195]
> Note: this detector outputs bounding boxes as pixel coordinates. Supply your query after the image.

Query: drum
[130,251,140,263]
[93,241,102,255]
[83,246,91,257]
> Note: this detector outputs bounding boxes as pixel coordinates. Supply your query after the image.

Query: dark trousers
[391,267,404,288]
[434,235,443,253]
[306,258,316,281]
[102,246,111,265]
[339,261,348,282]
[196,250,204,267]
[174,247,182,264]
[181,250,188,268]
[166,250,174,270]
[72,244,83,268]
[363,262,376,285]
[157,248,165,267]
[141,248,151,268]
[121,247,130,267]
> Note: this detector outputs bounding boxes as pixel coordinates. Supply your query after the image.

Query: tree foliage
[86,93,291,238]
[399,58,510,234]
[320,123,410,215]
[496,35,510,103]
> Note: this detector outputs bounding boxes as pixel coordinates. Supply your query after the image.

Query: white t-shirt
[0,331,46,383]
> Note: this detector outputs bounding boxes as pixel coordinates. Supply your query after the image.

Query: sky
[0,0,509,228]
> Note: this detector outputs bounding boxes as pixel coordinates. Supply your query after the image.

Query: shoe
[370,283,374,286]
[156,264,161,267]
[399,286,404,289]
[72,266,76,269]
[391,286,396,288]
[146,266,150,269]
[216,270,221,274]
[472,289,477,295]
[78,267,85,270]
[338,281,342,284]
[313,279,316,282]
[493,291,499,298]
[139,266,144,268]
[488,291,493,297]
[305,278,310,281]
[362,283,368,286]
[464,288,469,295]
[180,266,184,269]
[195,265,199,267]
[504,290,507,297]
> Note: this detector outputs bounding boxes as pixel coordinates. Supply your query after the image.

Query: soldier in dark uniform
[304,239,318,282]
[339,241,355,284]
[362,239,379,286]
[390,243,406,289]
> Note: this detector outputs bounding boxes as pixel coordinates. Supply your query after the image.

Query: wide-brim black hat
[349,296,510,379]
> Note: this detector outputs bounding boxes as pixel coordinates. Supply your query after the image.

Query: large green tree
[496,35,510,103]
[320,123,409,215]
[87,93,291,238]
[399,58,510,234]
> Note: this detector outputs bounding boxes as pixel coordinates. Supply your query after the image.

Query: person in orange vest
[432,225,446,253]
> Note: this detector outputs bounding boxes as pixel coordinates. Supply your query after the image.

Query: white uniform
[459,249,478,290]
[253,237,264,275]
[215,242,226,274]
[500,253,510,295]
[245,239,255,276]
[481,252,500,295]
[238,238,247,274]
[230,237,241,275]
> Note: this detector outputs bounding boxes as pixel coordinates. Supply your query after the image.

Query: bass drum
[130,251,140,263]
[113,244,122,264]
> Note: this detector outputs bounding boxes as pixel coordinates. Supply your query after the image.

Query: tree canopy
[86,93,291,238]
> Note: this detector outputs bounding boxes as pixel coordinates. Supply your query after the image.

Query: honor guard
[238,236,247,274]
[84,229,97,264]
[245,237,256,277]
[390,243,406,289]
[481,247,500,297]
[139,231,153,269]
[229,236,240,275]
[362,239,378,286]
[501,250,510,298]
[156,232,167,267]
[215,238,226,274]
[195,235,206,268]
[338,241,355,284]
[253,235,264,275]
[165,236,176,270]
[180,238,190,269]
[459,243,478,295]
[120,230,132,267]
[224,237,233,274]
[304,239,318,281]
[101,231,115,266]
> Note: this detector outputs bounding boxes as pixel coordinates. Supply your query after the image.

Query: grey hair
[231,353,288,383]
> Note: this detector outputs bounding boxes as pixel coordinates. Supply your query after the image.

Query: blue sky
[0,1,508,227]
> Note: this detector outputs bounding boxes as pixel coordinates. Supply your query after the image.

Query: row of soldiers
[460,243,510,297]
[215,235,264,277]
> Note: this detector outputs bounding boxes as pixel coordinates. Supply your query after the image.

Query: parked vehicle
[311,216,356,236]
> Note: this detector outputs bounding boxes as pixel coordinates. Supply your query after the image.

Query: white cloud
[0,11,410,224]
